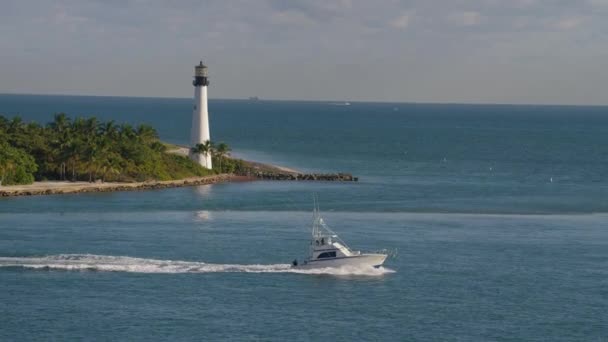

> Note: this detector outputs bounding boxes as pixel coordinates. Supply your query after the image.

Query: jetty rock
[251,172,358,182]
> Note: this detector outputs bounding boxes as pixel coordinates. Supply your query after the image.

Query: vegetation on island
[0,114,239,185]
[191,140,244,175]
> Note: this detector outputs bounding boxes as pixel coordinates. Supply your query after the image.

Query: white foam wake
[0,254,394,276]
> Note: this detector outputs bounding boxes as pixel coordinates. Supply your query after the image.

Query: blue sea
[1,94,607,341]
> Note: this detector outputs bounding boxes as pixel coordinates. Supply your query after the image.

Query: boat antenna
[312,193,321,236]
[312,193,321,216]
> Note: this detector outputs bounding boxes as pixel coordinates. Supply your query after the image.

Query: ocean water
[1,94,607,341]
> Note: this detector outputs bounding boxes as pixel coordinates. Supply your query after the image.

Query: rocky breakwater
[0,174,233,197]
[252,172,358,182]
[226,158,359,182]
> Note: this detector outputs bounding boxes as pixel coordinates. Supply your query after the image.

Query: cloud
[447,11,482,26]
[51,7,88,26]
[588,0,608,6]
[389,13,411,29]
[553,17,584,30]
[268,0,352,23]
[271,9,316,26]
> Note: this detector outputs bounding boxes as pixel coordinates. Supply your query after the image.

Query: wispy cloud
[553,17,585,30]
[447,11,482,26]
[389,13,411,29]
[587,0,608,7]
[268,0,351,23]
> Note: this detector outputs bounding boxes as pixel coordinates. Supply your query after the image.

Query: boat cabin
[309,233,360,262]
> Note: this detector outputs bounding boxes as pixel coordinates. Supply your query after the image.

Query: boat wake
[0,254,394,276]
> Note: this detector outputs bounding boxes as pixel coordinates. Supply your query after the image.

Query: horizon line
[1,91,607,108]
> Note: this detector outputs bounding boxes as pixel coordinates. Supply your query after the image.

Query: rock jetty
[251,172,358,182]
[234,158,359,182]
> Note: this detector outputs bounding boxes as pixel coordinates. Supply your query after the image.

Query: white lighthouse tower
[190,61,212,169]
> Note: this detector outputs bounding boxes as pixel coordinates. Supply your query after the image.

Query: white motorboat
[292,201,387,269]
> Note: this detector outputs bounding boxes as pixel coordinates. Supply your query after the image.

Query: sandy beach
[0,174,237,197]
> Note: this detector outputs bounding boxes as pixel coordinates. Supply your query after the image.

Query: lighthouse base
[190,152,212,170]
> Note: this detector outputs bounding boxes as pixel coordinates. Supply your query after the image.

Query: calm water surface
[1,94,607,341]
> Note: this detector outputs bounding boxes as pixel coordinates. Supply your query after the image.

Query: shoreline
[0,174,241,197]
[1,153,357,198]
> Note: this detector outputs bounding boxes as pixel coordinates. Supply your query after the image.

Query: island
[0,114,356,197]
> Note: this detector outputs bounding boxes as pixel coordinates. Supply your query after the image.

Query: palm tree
[49,114,72,180]
[0,116,9,132]
[214,142,231,172]
[120,124,136,140]
[0,152,15,186]
[66,136,83,181]
[0,153,15,185]
[8,116,23,133]
[101,120,118,139]
[7,116,28,149]
[136,124,158,145]
[99,151,121,182]
[50,113,70,133]
[191,140,214,169]
[191,140,214,156]
[84,117,99,137]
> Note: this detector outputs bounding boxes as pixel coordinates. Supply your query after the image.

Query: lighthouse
[190,61,212,169]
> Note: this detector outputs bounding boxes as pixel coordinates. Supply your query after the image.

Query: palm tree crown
[191,140,214,155]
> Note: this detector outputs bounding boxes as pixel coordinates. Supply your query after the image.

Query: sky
[1,0,607,105]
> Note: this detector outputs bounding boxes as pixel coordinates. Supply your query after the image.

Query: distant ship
[329,101,351,106]
[248,96,260,101]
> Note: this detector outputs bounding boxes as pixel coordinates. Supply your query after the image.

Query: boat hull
[294,253,387,269]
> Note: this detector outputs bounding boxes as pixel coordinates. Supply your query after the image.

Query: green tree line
[0,114,214,185]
